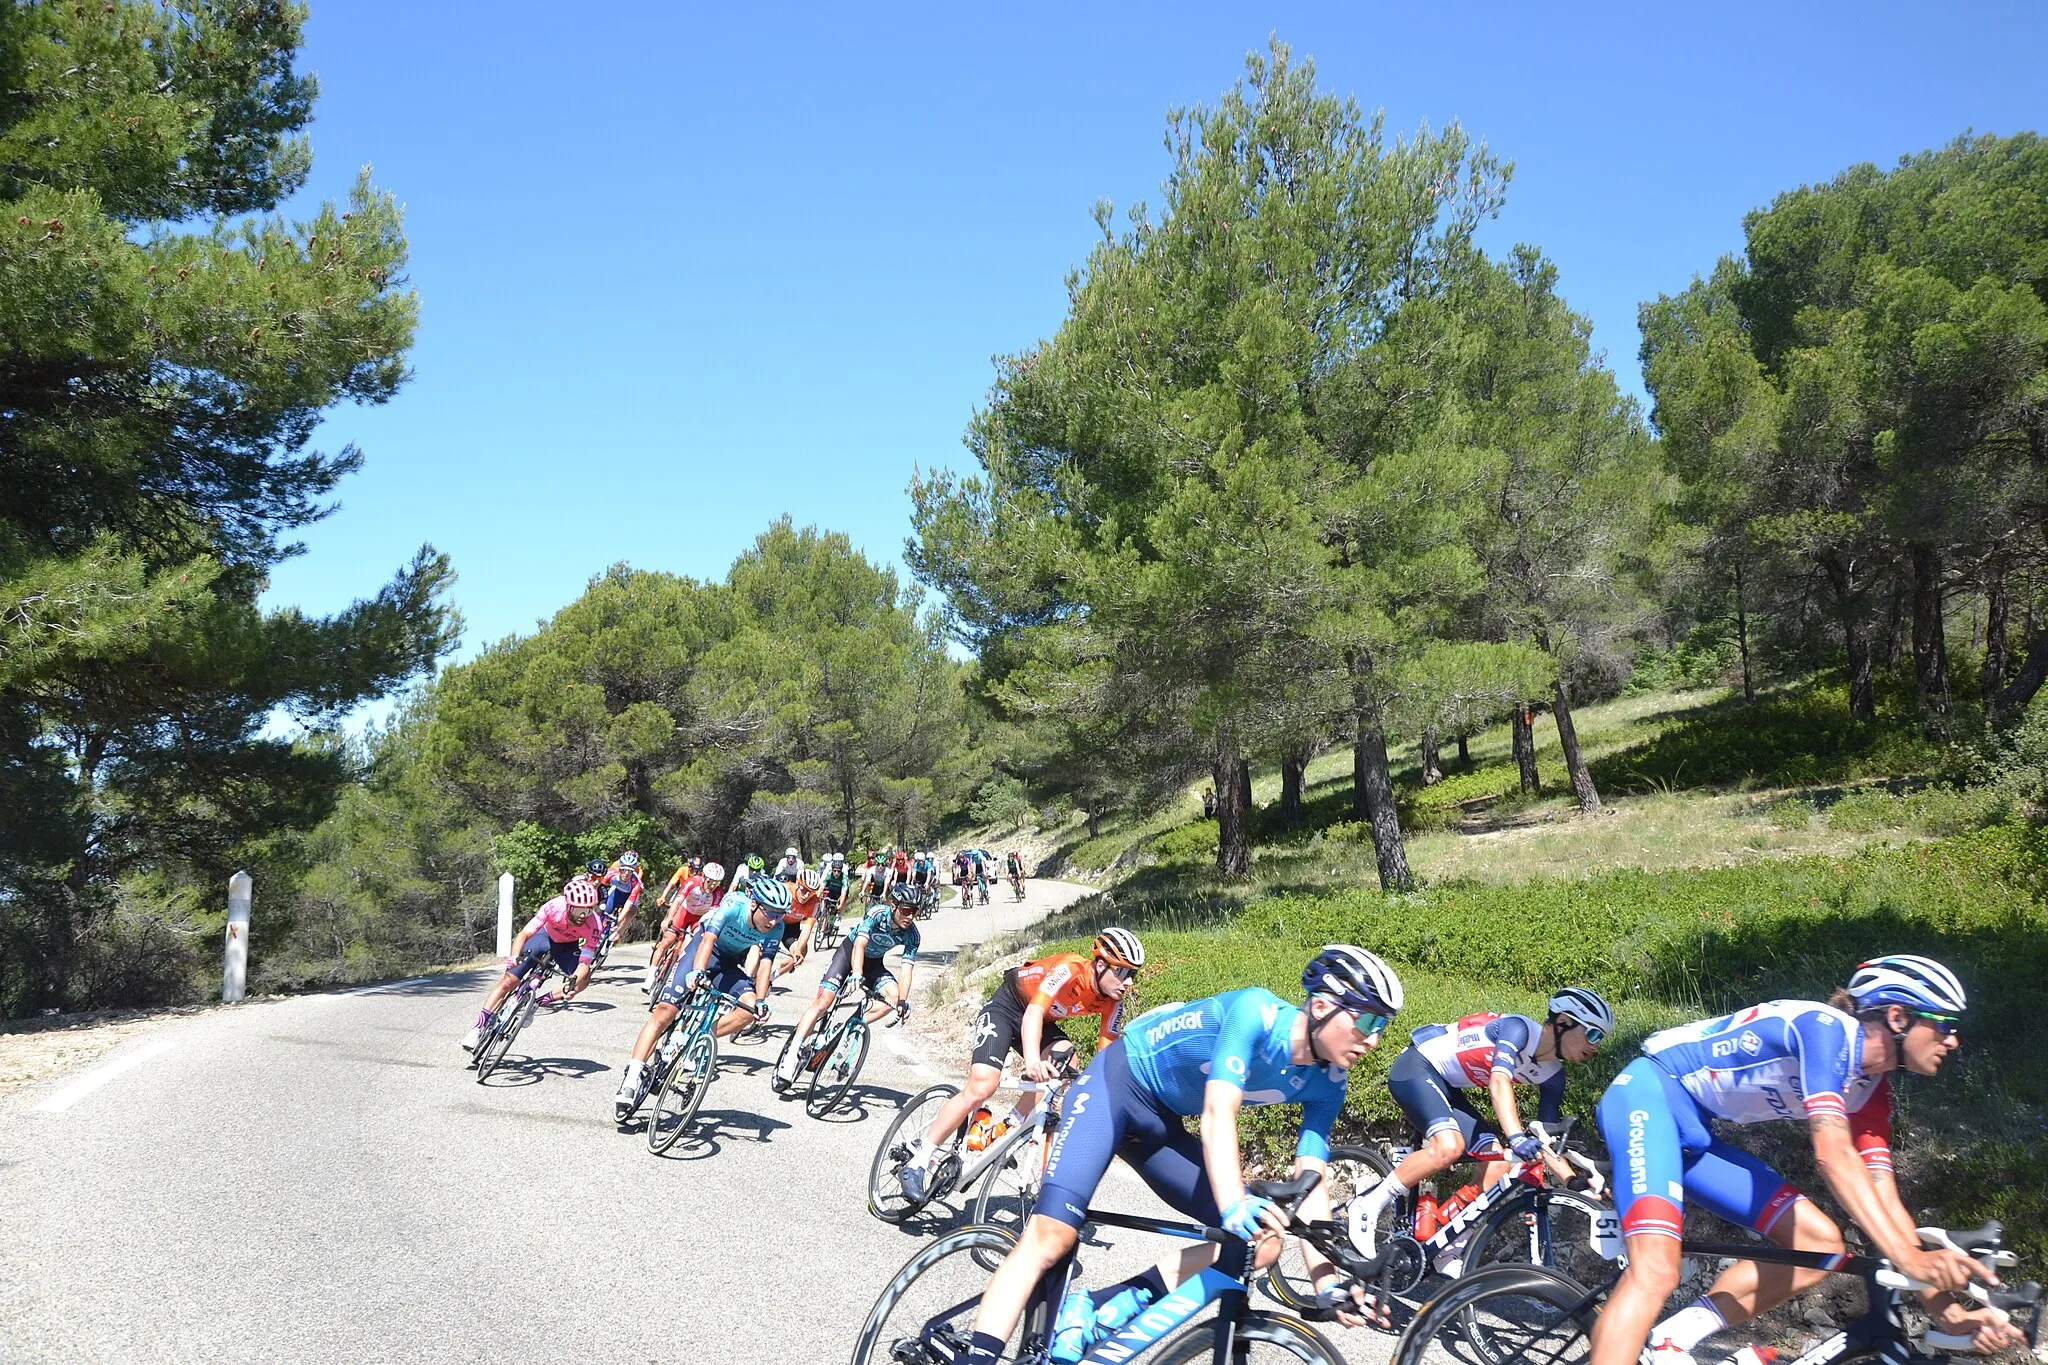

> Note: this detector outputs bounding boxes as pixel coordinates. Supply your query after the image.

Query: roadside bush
[969,774,1036,831]
[1823,784,2001,837]
[1625,638,1738,695]
[1152,819,1220,864]
[1400,762,1526,831]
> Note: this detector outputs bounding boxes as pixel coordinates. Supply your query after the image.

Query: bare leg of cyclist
[1668,1198,1842,1339]
[1590,1233,1684,1365]
[921,1061,1005,1148]
[773,984,840,1085]
[712,993,759,1040]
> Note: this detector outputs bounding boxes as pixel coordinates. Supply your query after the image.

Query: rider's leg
[1591,1234,1685,1365]
[482,970,521,1013]
[967,1214,1081,1357]
[1360,1047,1472,1225]
[922,1062,1005,1147]
[630,1003,680,1062]
[1590,1056,1696,1365]
[1655,1148,1838,1343]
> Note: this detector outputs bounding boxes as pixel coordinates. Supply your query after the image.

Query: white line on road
[341,976,437,997]
[885,1034,939,1077]
[35,1038,176,1114]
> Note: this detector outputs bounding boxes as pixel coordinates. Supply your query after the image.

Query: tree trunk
[1985,562,2010,720]
[1214,730,1251,876]
[1551,679,1602,813]
[1733,563,1755,703]
[1846,618,1877,720]
[1279,748,1307,829]
[1456,731,1471,767]
[1511,705,1540,794]
[1420,727,1444,787]
[1087,808,1102,839]
[1911,546,1952,718]
[1880,584,1905,672]
[1238,759,1254,827]
[1354,717,1413,891]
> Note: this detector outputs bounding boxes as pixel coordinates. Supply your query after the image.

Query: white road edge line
[341,976,436,997]
[35,1037,177,1114]
[884,1034,939,1077]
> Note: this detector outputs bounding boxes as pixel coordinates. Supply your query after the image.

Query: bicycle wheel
[473,1000,522,1082]
[804,1014,870,1118]
[1465,1190,1614,1286]
[1262,1142,1394,1308]
[968,1120,1048,1268]
[850,1226,1024,1365]
[1394,1264,1597,1365]
[1154,1310,1344,1365]
[648,1030,717,1154]
[868,1082,962,1222]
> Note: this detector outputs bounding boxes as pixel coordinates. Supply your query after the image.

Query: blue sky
[263,0,2048,685]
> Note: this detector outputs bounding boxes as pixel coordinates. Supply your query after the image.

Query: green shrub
[970,774,1036,830]
[1823,785,2000,836]
[1152,819,1220,864]
[1625,638,1738,695]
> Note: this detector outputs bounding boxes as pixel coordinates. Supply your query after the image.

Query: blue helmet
[748,877,793,914]
[1847,955,1966,1016]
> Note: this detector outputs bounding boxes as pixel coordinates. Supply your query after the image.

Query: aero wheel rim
[852,1228,1022,1365]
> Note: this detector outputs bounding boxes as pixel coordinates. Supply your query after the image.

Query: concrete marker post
[496,873,515,958]
[223,871,252,1003]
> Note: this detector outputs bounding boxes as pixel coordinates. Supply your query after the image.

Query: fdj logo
[1710,1031,1763,1059]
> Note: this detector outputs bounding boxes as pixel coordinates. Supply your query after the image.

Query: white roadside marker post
[223,871,252,1003]
[497,873,515,958]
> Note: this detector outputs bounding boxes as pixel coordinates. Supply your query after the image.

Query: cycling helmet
[564,877,600,909]
[688,855,703,872]
[702,861,725,884]
[827,851,844,863]
[1547,986,1615,1036]
[748,877,793,913]
[585,858,607,877]
[619,850,640,869]
[887,883,921,911]
[1302,944,1404,1016]
[798,869,822,891]
[1094,928,1145,969]
[1847,955,1966,1016]
[747,854,765,872]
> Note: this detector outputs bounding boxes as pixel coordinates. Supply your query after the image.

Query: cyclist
[597,850,646,941]
[889,845,912,892]
[907,849,940,909]
[1005,849,1027,897]
[860,850,891,907]
[651,855,702,922]
[643,860,725,995]
[771,882,924,1091]
[611,876,792,1121]
[461,876,601,1050]
[819,852,850,916]
[968,849,991,905]
[952,945,1402,1364]
[1350,986,1613,1249]
[952,849,969,889]
[771,869,824,981]
[895,929,1146,1202]
[775,846,804,881]
[1587,955,2016,1365]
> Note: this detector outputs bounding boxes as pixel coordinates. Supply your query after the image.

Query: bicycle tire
[1393,1263,1598,1365]
[1153,1309,1345,1365]
[648,1029,717,1154]
[867,1082,962,1223]
[804,1013,870,1118]
[968,1117,1049,1267]
[850,1225,1024,1365]
[771,1016,819,1093]
[1262,1142,1394,1308]
[473,1000,522,1082]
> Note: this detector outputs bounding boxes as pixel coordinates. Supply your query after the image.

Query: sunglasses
[1353,1011,1390,1039]
[1104,965,1139,982]
[1909,1011,1962,1037]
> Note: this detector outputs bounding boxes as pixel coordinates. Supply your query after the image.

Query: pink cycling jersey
[521,897,603,963]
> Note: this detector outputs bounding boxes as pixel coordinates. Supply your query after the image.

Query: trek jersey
[521,897,603,963]
[851,906,921,962]
[1410,1012,1565,1124]
[1006,954,1130,1046]
[1643,1000,1893,1163]
[1120,987,1346,1162]
[699,896,785,961]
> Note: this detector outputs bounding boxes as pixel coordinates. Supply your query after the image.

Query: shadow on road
[655,1107,791,1161]
[800,1082,912,1125]
[477,1054,610,1087]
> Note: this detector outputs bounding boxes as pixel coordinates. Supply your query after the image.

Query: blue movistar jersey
[1120,987,1346,1162]
[852,906,921,961]
[702,896,783,961]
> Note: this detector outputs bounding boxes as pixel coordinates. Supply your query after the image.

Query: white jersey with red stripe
[1641,999,1884,1127]
[1409,1012,1561,1091]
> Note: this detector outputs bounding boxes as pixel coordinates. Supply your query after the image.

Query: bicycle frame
[946,1073,1070,1197]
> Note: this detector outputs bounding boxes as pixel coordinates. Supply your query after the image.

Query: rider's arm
[1198,1078,1256,1215]
[1019,1000,1050,1073]
[852,932,871,978]
[689,926,716,973]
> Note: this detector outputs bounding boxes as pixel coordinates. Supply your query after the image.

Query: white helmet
[702,861,726,883]
[785,846,799,858]
[1547,986,1615,1036]
[1847,955,1967,1015]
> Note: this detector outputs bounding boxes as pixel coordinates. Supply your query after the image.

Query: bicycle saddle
[1249,1170,1323,1207]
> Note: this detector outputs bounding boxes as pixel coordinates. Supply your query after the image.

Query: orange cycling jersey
[1009,953,1129,1046]
[786,881,821,922]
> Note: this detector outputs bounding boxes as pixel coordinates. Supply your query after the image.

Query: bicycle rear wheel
[648,1030,717,1154]
[850,1226,1024,1365]
[868,1083,961,1222]
[804,1015,870,1117]
[473,1002,522,1082]
[968,1120,1048,1268]
[1394,1264,1598,1365]
[1262,1143,1393,1308]
[1154,1310,1344,1365]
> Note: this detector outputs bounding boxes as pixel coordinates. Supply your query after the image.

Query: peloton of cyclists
[771,882,924,1091]
[1587,954,2019,1365]
[460,875,602,1051]
[896,928,1146,1202]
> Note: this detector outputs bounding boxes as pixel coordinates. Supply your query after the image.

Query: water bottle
[1414,1182,1440,1241]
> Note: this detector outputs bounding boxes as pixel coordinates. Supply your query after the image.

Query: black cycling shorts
[969,971,1075,1072]
[1387,1044,1504,1159]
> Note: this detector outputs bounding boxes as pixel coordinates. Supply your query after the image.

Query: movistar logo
[1144,1006,1206,1047]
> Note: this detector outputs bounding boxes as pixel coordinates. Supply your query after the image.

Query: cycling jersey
[667,876,719,931]
[774,855,803,880]
[821,865,847,894]
[598,865,644,915]
[861,863,887,894]
[1006,854,1025,878]
[909,860,936,888]
[786,881,820,922]
[850,906,920,962]
[1409,1012,1565,1117]
[1643,1000,1887,1130]
[1006,954,1129,1046]
[520,897,603,963]
[699,896,784,961]
[1120,987,1344,1162]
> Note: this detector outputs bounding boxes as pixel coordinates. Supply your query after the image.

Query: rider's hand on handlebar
[1318,1281,1392,1331]
[1906,1246,1995,1295]
[1022,1057,1058,1083]
[1933,1297,2027,1353]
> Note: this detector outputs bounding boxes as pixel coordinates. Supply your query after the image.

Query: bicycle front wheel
[473,1005,521,1083]
[1395,1264,1597,1365]
[1262,1142,1393,1308]
[1154,1310,1344,1365]
[648,1030,717,1154]
[850,1226,1023,1365]
[804,1016,870,1118]
[868,1082,961,1222]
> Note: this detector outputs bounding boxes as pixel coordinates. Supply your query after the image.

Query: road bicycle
[772,979,902,1118]
[850,1168,1391,1365]
[915,884,942,921]
[470,962,568,1083]
[815,895,846,952]
[1392,1217,2041,1365]
[1009,870,1026,901]
[644,983,766,1154]
[867,1057,1079,1257]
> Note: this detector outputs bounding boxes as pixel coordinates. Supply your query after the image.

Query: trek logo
[1626,1108,1651,1195]
[1144,1006,1207,1048]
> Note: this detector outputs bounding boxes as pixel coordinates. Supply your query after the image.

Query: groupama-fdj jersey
[598,864,643,917]
[1598,999,1893,1243]
[1035,986,1344,1231]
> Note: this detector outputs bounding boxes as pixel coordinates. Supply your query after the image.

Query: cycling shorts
[1596,1055,1803,1242]
[1036,1040,1221,1233]
[819,937,894,998]
[509,934,583,983]
[773,918,807,953]
[1388,1044,1503,1159]
[655,934,754,1008]
[969,978,1075,1072]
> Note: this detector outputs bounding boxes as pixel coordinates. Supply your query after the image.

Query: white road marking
[35,1038,176,1113]
[885,1034,939,1077]
[341,976,436,997]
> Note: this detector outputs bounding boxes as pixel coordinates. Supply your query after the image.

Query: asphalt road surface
[1,880,1402,1365]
